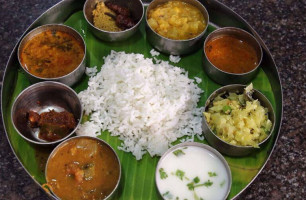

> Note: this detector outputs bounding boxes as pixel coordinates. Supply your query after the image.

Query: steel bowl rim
[203,84,276,149]
[145,0,210,42]
[11,81,83,145]
[155,142,232,200]
[45,135,122,200]
[203,27,263,76]
[83,0,144,34]
[17,24,86,82]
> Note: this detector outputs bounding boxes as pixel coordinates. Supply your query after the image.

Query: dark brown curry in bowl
[11,81,82,145]
[28,110,77,142]
[45,136,121,200]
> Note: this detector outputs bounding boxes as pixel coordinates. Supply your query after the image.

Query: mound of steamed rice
[77,51,204,160]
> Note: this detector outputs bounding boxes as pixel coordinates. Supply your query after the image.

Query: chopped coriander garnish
[203,180,213,187]
[159,168,168,179]
[162,191,172,199]
[220,180,226,187]
[162,191,169,196]
[193,176,200,183]
[208,172,217,177]
[175,169,185,180]
[188,179,214,191]
[187,182,195,190]
[173,149,185,157]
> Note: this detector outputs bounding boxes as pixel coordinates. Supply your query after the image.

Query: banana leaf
[2,3,282,199]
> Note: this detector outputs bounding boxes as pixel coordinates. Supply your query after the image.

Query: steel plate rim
[1,0,283,199]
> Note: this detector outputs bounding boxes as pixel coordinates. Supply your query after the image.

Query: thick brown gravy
[46,137,120,200]
[20,30,84,78]
[205,35,259,74]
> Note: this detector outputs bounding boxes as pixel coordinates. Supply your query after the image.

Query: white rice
[194,77,202,84]
[85,66,98,77]
[77,51,204,160]
[150,49,160,57]
[153,57,162,64]
[169,55,181,63]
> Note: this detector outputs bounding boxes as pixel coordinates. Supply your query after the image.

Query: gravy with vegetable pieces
[46,137,120,200]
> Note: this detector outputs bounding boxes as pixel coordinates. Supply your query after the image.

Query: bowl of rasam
[203,27,262,85]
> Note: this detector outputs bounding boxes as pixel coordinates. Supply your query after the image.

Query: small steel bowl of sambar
[202,84,275,156]
[203,27,263,85]
[83,0,144,42]
[11,81,82,146]
[146,0,209,55]
[17,24,86,86]
[45,136,121,200]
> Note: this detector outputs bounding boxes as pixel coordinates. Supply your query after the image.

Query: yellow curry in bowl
[45,136,121,200]
[147,0,206,40]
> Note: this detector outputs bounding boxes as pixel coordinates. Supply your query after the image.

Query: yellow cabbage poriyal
[204,89,272,147]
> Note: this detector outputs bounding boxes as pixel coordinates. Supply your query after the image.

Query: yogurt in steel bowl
[156,142,231,200]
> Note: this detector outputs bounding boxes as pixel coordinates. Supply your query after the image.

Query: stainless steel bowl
[203,27,263,85]
[155,142,231,200]
[17,24,86,86]
[202,84,275,156]
[83,0,144,42]
[146,0,209,55]
[45,136,121,200]
[11,81,82,145]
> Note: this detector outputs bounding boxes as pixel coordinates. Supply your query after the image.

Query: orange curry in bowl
[205,35,259,74]
[19,30,84,78]
[45,137,120,200]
